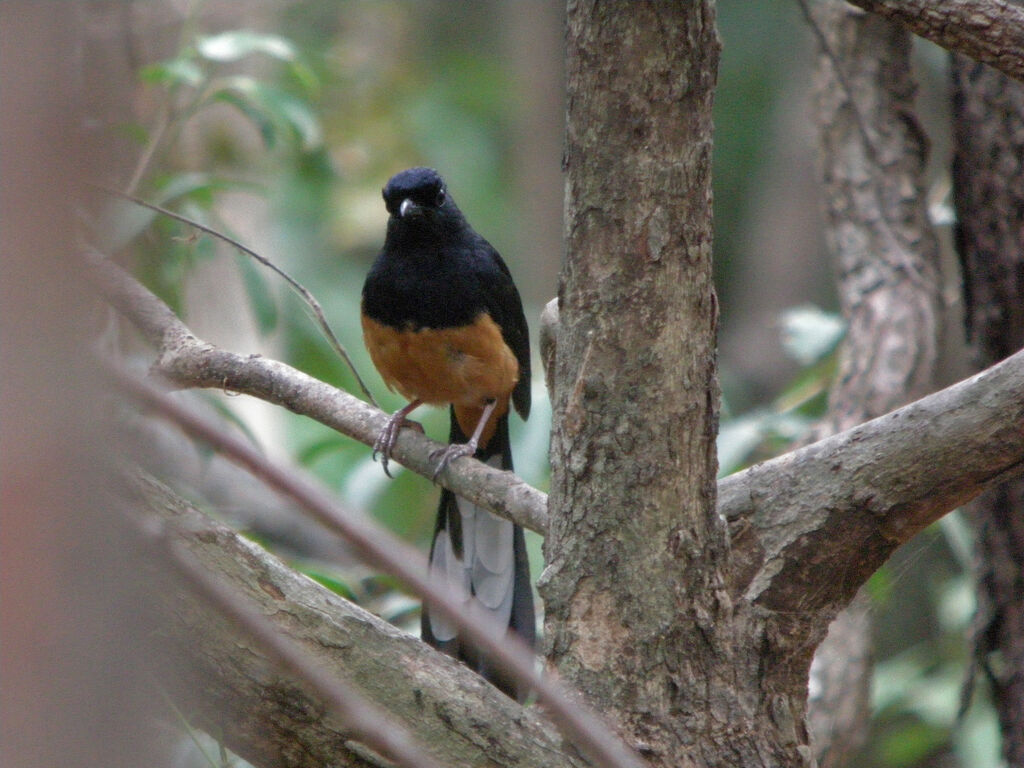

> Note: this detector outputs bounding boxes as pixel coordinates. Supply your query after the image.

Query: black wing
[471,237,531,420]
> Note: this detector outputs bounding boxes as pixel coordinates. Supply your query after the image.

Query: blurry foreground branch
[112,363,643,768]
[139,476,583,768]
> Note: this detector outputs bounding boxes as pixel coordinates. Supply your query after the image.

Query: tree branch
[112,363,643,768]
[83,250,549,536]
[722,343,1024,614]
[92,188,380,406]
[539,295,1024,625]
[138,476,584,768]
[846,0,1024,83]
[160,526,444,768]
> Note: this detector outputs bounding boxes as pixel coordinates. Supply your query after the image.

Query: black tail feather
[421,408,535,701]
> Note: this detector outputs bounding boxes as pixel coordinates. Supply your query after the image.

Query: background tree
[952,53,1024,767]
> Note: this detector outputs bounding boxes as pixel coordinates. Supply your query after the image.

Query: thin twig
[94,184,380,408]
[108,364,643,768]
[795,0,880,164]
[81,249,551,535]
[124,100,172,197]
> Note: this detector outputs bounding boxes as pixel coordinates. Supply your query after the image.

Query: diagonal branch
[138,476,584,768]
[91,187,380,406]
[160,528,444,768]
[846,0,1024,83]
[721,343,1024,615]
[83,249,550,536]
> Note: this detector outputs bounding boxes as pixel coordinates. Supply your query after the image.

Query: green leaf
[208,76,323,152]
[779,304,846,365]
[717,411,767,476]
[235,253,279,335]
[154,171,219,206]
[273,91,323,151]
[140,57,204,88]
[376,592,421,625]
[296,565,358,601]
[296,433,346,466]
[198,391,265,450]
[866,565,893,608]
[286,59,321,98]
[197,31,297,63]
[212,81,278,148]
[877,720,947,768]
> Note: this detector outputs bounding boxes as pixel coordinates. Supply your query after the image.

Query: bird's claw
[372,415,423,478]
[430,440,478,481]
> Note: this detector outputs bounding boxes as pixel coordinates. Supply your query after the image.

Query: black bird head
[382,167,458,225]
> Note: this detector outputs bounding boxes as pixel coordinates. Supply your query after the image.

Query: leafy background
[102,2,999,766]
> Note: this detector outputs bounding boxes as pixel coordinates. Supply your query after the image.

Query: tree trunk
[547,3,813,766]
[951,53,1024,768]
[807,4,943,765]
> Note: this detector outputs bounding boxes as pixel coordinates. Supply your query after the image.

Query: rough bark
[951,54,1024,767]
[721,343,1024,608]
[548,3,744,767]
[806,4,943,764]
[137,476,587,768]
[812,6,942,434]
[845,0,1024,84]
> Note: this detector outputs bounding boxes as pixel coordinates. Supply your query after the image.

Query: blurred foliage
[718,303,841,475]
[105,2,1006,767]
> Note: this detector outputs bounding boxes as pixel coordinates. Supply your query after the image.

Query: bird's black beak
[398,198,424,218]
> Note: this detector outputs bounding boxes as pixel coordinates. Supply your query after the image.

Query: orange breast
[361,311,520,411]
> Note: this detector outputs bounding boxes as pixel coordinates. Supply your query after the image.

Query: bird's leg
[374,399,423,477]
[430,399,497,480]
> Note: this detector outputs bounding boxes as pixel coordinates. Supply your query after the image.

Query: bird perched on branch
[361,167,535,699]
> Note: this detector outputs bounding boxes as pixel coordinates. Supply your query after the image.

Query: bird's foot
[373,413,423,478]
[430,439,479,481]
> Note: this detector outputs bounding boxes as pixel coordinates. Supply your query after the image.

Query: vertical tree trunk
[807,5,943,766]
[546,3,813,766]
[951,54,1024,768]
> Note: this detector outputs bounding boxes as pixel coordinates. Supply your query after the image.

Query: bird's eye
[435,189,447,207]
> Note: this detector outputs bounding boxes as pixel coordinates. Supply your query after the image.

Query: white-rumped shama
[361,167,534,700]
